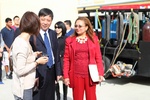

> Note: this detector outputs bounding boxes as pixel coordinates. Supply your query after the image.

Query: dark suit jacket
[65,28,74,37]
[30,29,62,86]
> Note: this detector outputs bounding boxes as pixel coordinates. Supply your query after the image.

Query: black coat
[57,35,67,74]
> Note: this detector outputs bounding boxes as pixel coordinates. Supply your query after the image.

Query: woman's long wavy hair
[72,17,94,42]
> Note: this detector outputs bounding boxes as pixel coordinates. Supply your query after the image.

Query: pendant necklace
[76,36,88,44]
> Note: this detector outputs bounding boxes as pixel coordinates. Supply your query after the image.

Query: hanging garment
[128,12,139,44]
[116,13,124,43]
[102,14,111,41]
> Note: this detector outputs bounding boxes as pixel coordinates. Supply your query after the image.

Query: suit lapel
[37,29,54,49]
[48,29,54,50]
[37,33,45,47]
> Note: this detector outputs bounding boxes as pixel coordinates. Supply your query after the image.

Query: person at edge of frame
[0,32,5,84]
[12,11,48,100]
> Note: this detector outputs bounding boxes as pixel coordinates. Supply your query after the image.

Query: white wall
[0,0,78,29]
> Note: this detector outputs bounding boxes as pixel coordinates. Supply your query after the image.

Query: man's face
[64,22,69,30]
[6,21,12,28]
[39,15,52,31]
[14,17,20,25]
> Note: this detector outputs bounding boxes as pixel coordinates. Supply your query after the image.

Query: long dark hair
[54,21,66,36]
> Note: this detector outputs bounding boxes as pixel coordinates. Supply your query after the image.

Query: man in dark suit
[30,8,62,100]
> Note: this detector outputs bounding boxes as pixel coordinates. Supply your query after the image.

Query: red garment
[63,34,104,88]
[11,25,17,31]
[74,41,89,77]
[73,76,96,100]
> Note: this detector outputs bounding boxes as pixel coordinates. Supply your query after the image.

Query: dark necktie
[44,33,53,68]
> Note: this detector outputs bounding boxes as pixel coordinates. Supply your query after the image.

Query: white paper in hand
[89,64,99,82]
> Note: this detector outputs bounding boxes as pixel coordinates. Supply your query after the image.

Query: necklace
[76,36,88,44]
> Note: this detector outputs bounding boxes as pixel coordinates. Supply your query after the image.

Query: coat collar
[37,29,54,48]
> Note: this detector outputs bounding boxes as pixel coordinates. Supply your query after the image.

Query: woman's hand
[36,56,48,65]
[34,51,42,58]
[64,78,70,86]
[99,76,105,82]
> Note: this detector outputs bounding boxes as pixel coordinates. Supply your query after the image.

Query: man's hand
[33,78,39,92]
[0,47,3,52]
[7,48,10,53]
[57,75,62,81]
[34,78,39,88]
[0,53,2,57]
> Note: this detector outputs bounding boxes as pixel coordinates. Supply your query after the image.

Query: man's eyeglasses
[74,25,84,28]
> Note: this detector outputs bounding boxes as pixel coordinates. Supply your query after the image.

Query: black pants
[33,67,56,100]
[55,82,68,100]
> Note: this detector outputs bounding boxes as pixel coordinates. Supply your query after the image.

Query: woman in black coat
[54,21,67,100]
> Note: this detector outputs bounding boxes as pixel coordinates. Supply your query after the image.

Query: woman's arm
[94,36,104,76]
[14,44,36,77]
[63,39,70,79]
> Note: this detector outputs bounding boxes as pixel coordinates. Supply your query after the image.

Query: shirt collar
[40,29,49,40]
[66,29,71,33]
[40,29,49,34]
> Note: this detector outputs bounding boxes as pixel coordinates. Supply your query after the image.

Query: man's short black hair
[13,16,19,20]
[38,8,54,20]
[5,18,12,23]
[64,20,72,26]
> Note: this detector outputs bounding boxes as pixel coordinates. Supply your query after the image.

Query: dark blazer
[30,29,61,86]
[57,35,67,73]
[65,28,74,37]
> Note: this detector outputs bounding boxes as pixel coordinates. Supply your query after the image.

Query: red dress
[74,41,89,78]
